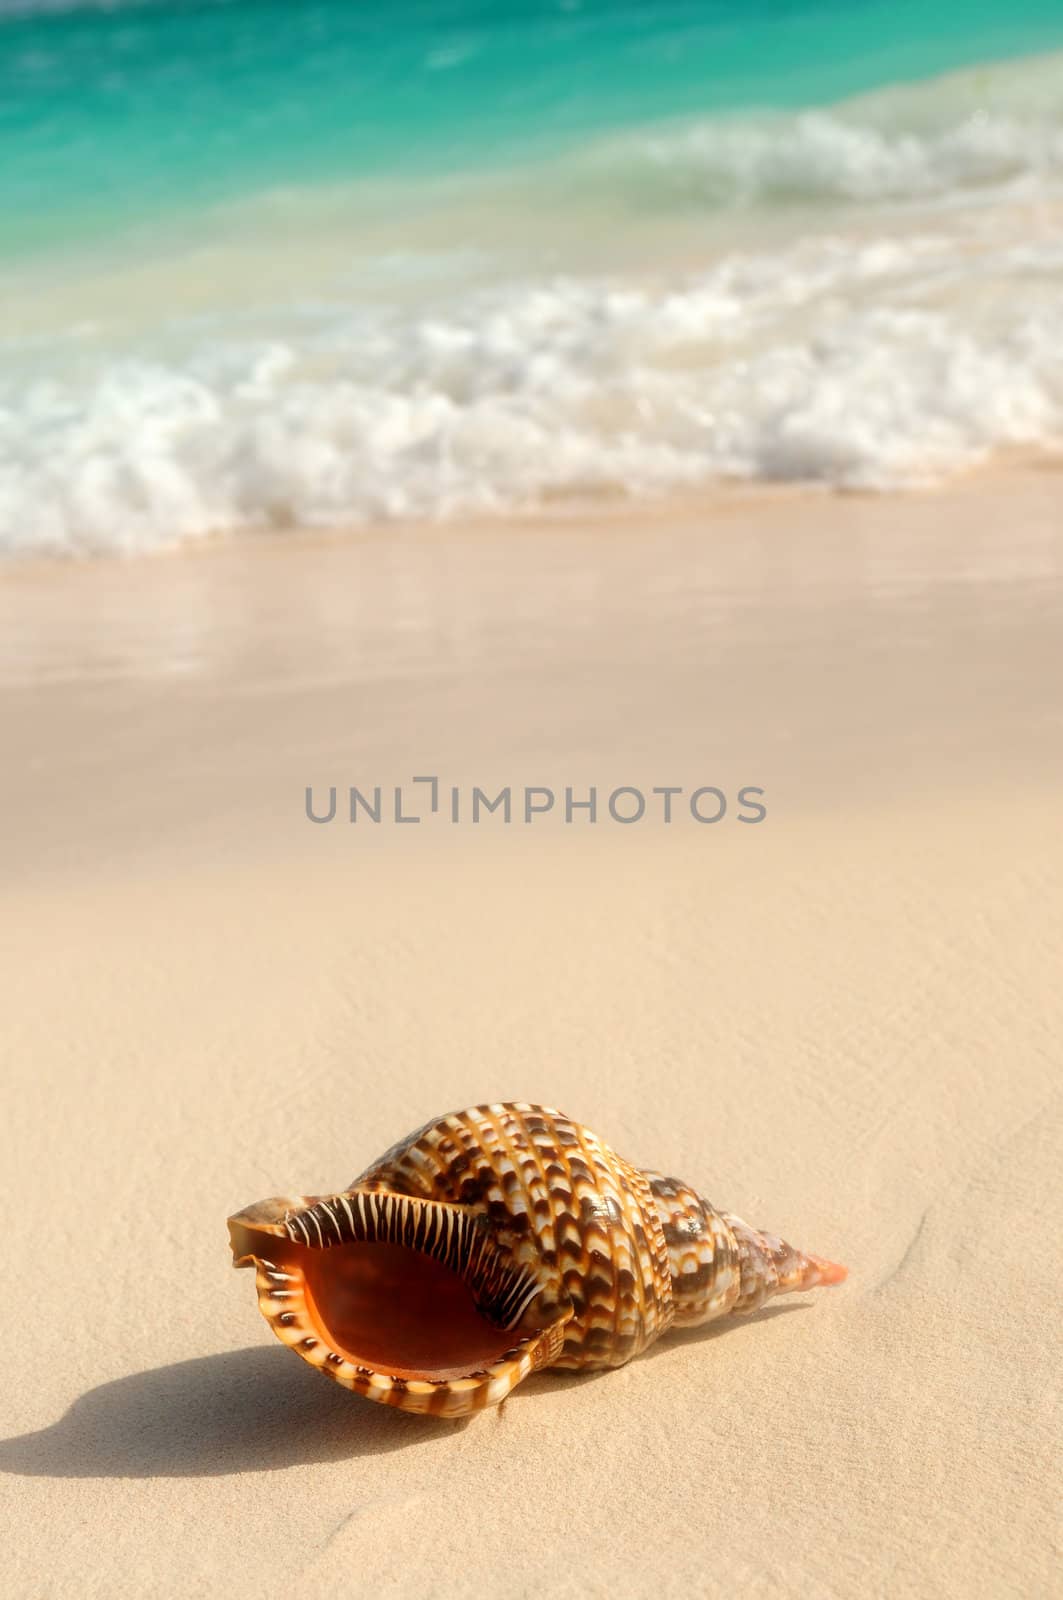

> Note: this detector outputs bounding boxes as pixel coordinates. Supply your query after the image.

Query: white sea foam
[4,53,1063,555]
[599,108,1063,207]
[585,58,1063,207]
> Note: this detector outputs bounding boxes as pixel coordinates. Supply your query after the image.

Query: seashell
[228,1102,846,1417]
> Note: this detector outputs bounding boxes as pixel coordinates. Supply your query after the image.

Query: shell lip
[227,1199,301,1268]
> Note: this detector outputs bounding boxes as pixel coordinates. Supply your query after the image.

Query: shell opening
[229,1190,556,1389]
[297,1237,531,1380]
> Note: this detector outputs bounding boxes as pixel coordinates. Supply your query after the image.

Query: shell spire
[228,1103,845,1416]
[643,1171,847,1325]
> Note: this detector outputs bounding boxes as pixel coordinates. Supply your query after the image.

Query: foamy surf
[580,49,1063,205]
[3,50,1063,556]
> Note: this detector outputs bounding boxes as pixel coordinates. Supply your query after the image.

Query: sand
[1,468,1060,1599]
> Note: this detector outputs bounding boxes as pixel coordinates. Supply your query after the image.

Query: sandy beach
[1,468,1060,1598]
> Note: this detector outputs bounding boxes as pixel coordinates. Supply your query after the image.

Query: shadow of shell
[0,1346,465,1480]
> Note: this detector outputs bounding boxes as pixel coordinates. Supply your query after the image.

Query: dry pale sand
[0,469,1060,1599]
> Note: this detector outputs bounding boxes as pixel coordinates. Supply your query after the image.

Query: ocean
[3,0,1063,555]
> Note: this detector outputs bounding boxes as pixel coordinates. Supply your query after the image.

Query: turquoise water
[5,0,1063,251]
[3,2,1063,554]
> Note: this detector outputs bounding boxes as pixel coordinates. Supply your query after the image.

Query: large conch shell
[228,1102,846,1417]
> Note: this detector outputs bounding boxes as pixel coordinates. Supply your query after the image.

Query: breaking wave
[4,52,1063,555]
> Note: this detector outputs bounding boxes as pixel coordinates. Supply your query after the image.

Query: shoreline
[4,446,1062,595]
[3,445,1062,578]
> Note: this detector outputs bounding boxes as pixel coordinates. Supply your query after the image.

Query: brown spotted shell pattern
[228,1103,845,1416]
